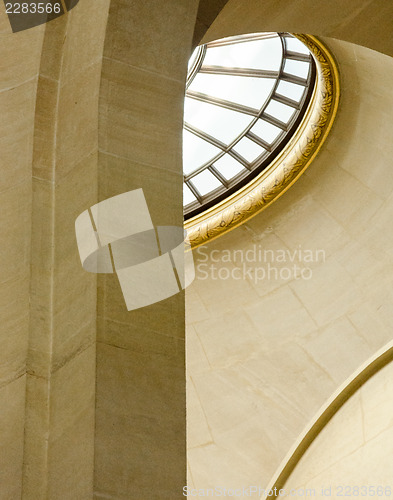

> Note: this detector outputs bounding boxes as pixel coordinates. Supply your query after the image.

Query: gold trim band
[185,35,340,248]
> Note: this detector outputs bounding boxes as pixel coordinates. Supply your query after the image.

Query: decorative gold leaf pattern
[185,35,340,249]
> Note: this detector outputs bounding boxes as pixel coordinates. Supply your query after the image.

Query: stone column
[0,11,44,499]
[23,1,110,497]
[95,0,199,497]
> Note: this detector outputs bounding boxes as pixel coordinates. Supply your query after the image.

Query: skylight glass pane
[251,119,283,144]
[184,184,196,206]
[265,100,295,124]
[184,97,253,144]
[276,80,305,102]
[233,137,266,162]
[189,74,276,109]
[284,59,310,79]
[214,154,245,180]
[285,36,310,55]
[183,32,316,216]
[203,37,283,71]
[182,129,221,175]
[191,170,222,196]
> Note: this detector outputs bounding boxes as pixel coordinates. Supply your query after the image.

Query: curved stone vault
[0,0,392,498]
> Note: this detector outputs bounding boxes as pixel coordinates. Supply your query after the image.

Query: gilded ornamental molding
[185,35,340,249]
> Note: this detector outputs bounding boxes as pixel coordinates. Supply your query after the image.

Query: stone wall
[187,36,393,494]
[94,0,199,498]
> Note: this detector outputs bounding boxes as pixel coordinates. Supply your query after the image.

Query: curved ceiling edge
[263,340,393,499]
[185,35,340,249]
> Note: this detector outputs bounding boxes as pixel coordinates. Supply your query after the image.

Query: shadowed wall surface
[0,9,44,500]
[202,0,393,57]
[95,0,198,498]
[26,0,110,497]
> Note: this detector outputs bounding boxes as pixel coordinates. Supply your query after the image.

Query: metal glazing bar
[199,65,280,79]
[281,72,308,86]
[228,149,252,170]
[260,113,288,131]
[186,45,207,90]
[285,51,312,62]
[186,90,259,116]
[184,122,228,150]
[272,93,301,109]
[208,166,229,189]
[185,180,202,204]
[245,131,272,152]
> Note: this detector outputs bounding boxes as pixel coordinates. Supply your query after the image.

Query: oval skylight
[183,32,316,218]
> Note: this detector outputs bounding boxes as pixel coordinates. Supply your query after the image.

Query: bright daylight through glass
[183,32,315,218]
